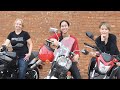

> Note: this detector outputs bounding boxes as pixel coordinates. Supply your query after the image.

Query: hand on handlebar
[89,51,97,57]
[116,62,120,66]
[50,38,59,46]
[0,47,3,51]
[45,39,59,50]
[89,50,100,57]
[0,45,7,52]
[73,54,80,63]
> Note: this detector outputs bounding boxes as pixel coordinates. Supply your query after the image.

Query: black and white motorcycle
[0,45,41,79]
[45,36,77,79]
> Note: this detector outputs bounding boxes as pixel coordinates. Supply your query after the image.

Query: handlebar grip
[45,39,53,44]
[81,49,89,55]
[0,45,7,52]
[69,52,75,56]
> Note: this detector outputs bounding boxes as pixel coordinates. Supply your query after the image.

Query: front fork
[45,61,56,79]
[90,63,97,79]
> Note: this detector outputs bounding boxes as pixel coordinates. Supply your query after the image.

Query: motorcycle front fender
[88,57,96,75]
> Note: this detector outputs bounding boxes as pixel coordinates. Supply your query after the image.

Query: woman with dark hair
[48,20,81,79]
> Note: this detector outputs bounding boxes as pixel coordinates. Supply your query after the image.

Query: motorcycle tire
[25,68,39,79]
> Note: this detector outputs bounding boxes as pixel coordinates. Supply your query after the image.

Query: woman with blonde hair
[89,22,120,79]
[1,18,33,79]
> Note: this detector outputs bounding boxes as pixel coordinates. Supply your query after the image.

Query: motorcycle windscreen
[54,36,75,56]
[101,53,113,62]
[53,37,75,70]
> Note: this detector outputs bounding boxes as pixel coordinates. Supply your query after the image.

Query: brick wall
[0,11,120,79]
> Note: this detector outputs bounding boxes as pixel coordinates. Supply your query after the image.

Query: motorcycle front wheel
[25,68,39,79]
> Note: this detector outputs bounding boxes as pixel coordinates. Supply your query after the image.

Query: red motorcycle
[81,32,120,79]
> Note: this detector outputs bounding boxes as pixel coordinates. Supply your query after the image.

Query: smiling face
[99,22,110,36]
[100,24,110,36]
[14,19,23,30]
[60,21,69,34]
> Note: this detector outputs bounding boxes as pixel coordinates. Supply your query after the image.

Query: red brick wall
[0,11,120,79]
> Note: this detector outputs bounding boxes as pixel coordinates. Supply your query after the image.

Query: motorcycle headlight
[57,56,72,70]
[98,62,111,74]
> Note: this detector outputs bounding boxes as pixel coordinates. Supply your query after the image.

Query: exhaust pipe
[30,60,42,69]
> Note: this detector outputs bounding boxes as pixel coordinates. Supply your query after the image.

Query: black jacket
[95,34,119,55]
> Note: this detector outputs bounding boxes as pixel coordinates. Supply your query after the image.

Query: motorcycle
[38,27,80,79]
[81,32,120,79]
[44,37,78,79]
[0,45,41,79]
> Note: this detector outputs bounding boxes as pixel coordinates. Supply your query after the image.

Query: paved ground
[39,63,51,79]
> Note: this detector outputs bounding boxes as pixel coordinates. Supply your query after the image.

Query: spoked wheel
[25,68,39,79]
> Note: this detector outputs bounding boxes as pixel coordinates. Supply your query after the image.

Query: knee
[91,57,96,62]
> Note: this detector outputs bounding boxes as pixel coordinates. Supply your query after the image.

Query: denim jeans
[0,61,3,65]
[18,58,29,79]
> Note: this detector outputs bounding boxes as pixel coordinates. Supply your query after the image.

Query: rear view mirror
[49,27,58,33]
[86,32,94,41]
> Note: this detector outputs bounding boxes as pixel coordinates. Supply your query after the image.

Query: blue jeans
[18,58,29,79]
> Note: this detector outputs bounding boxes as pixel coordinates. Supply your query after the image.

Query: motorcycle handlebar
[84,42,100,51]
[84,43,95,49]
